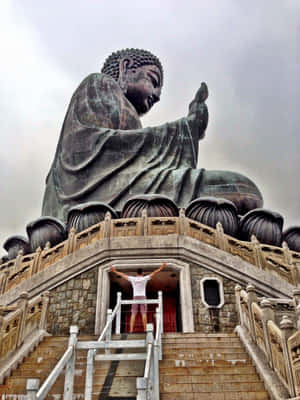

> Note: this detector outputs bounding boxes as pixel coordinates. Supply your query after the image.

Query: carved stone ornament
[185,196,239,236]
[67,202,118,233]
[239,208,283,246]
[3,235,31,260]
[26,217,67,251]
[121,194,179,218]
[282,226,300,252]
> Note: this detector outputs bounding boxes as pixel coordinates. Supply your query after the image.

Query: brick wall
[47,268,98,335]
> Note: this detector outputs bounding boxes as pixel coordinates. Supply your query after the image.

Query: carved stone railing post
[15,249,24,270]
[26,378,40,400]
[235,285,243,325]
[39,291,51,330]
[142,209,148,236]
[32,247,42,275]
[0,310,5,351]
[251,235,263,269]
[66,227,76,254]
[216,222,228,251]
[280,315,296,397]
[103,212,112,238]
[179,208,187,236]
[291,264,300,286]
[17,291,29,347]
[295,304,300,331]
[246,284,258,340]
[283,241,293,265]
[0,270,9,295]
[285,243,300,285]
[293,289,300,309]
[260,298,275,367]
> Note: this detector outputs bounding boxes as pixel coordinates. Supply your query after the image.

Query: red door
[124,294,177,333]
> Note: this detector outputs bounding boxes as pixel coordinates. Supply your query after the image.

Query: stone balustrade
[0,212,299,297]
[235,284,300,397]
[0,291,50,362]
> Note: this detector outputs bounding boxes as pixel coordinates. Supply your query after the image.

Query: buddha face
[122,64,162,115]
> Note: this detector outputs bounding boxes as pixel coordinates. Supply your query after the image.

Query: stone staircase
[160,332,270,400]
[0,335,141,399]
[0,332,270,399]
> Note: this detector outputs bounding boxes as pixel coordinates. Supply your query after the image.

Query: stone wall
[46,261,239,335]
[190,263,238,333]
[47,268,98,335]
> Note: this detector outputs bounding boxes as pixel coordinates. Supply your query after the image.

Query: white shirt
[128,275,150,297]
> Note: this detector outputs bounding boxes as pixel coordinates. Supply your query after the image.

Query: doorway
[109,269,181,333]
[95,259,194,335]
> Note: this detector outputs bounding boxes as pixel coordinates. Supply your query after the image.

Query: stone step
[0,332,270,400]
[161,373,261,383]
[160,359,251,368]
[162,340,244,347]
[163,346,248,353]
[160,392,269,400]
[160,381,265,392]
[159,365,258,375]
[162,352,249,361]
[163,332,238,338]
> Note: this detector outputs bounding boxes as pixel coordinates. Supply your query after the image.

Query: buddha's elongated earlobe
[118,57,134,93]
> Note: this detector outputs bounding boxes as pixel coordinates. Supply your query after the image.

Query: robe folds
[42,73,262,221]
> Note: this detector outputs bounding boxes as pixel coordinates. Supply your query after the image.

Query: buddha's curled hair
[101,48,163,86]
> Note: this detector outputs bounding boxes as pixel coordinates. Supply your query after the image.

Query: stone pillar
[246,284,258,340]
[66,227,76,254]
[295,304,300,331]
[293,288,300,309]
[17,291,29,347]
[32,247,42,275]
[235,285,243,326]
[216,222,228,251]
[39,291,51,330]
[179,208,187,236]
[142,209,148,236]
[104,212,111,238]
[260,298,275,367]
[0,309,5,350]
[0,270,9,295]
[280,315,296,397]
[251,235,263,269]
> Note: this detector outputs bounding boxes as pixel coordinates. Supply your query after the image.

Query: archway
[95,259,194,334]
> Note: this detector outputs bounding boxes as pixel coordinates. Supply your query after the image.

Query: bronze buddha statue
[42,48,263,221]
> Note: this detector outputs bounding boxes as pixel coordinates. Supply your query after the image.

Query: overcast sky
[0,0,299,254]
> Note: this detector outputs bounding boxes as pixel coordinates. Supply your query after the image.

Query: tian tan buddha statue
[42,48,263,221]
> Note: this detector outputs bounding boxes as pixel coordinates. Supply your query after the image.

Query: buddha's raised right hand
[187,82,209,140]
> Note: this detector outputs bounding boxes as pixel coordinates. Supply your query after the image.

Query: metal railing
[26,291,163,400]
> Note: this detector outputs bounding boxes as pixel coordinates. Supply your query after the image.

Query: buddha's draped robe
[42,73,262,221]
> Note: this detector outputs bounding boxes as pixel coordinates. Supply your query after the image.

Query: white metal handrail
[137,304,162,400]
[86,291,163,400]
[27,291,163,400]
[26,325,78,400]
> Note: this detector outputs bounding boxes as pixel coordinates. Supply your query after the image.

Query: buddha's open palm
[187,82,209,140]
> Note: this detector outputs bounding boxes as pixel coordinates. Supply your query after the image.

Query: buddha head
[101,48,163,115]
